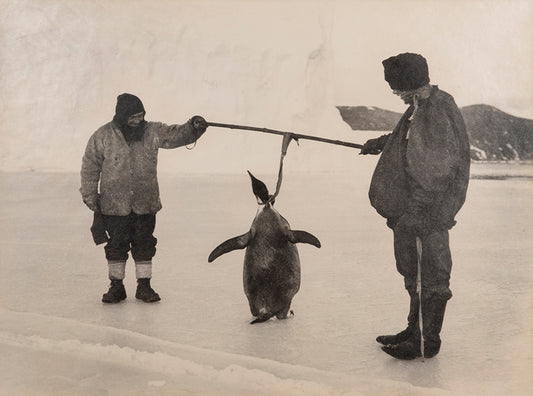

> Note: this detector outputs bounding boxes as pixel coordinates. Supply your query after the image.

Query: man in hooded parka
[80,93,208,304]
[361,53,470,359]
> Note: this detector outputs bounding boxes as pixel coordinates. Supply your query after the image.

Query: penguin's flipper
[208,232,252,262]
[289,230,321,248]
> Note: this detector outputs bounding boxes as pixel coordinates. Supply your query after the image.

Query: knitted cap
[115,93,145,122]
[382,53,430,91]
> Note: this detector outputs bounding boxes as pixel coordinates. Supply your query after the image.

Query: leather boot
[135,278,161,302]
[377,290,419,345]
[420,297,448,358]
[381,297,447,360]
[102,279,127,303]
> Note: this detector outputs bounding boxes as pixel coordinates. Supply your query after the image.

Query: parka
[368,86,470,230]
[80,120,202,216]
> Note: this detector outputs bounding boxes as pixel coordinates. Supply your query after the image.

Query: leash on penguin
[416,236,425,361]
[206,121,361,205]
[267,133,295,204]
[205,120,362,205]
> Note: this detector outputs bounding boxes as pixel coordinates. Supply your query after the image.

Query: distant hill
[336,106,401,131]
[336,105,533,161]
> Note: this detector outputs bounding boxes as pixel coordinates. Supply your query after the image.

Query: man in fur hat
[361,53,470,359]
[80,93,208,303]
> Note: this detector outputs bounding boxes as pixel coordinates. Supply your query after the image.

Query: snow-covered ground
[1,161,532,395]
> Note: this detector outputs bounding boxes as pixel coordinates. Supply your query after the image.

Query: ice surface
[1,163,532,395]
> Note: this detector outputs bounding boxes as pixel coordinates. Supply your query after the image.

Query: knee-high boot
[376,290,420,345]
[381,295,448,360]
[421,297,448,358]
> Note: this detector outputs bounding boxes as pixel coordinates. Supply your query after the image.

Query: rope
[267,133,295,204]
[413,93,420,118]
[416,236,425,361]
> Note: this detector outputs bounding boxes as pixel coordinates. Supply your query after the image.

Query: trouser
[102,212,157,280]
[393,228,453,301]
[393,228,452,345]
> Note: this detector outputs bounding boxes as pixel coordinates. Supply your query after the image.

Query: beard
[113,116,146,143]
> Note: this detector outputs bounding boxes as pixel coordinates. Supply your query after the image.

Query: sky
[331,0,533,116]
[0,0,532,173]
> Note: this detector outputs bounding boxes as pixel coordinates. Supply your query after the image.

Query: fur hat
[382,53,430,91]
[114,93,145,124]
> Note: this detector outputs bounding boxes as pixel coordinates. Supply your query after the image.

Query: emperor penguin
[208,171,321,324]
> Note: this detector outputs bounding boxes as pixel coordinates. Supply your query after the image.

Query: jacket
[368,86,470,229]
[80,120,203,216]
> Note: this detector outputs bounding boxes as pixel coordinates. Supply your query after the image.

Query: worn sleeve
[406,104,459,194]
[152,120,206,149]
[79,133,104,211]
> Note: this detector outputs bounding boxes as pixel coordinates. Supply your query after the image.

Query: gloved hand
[360,134,389,155]
[190,115,208,133]
[91,210,109,245]
[83,194,100,212]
